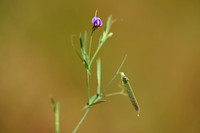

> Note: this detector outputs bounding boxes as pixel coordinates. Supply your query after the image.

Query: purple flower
[92,17,103,29]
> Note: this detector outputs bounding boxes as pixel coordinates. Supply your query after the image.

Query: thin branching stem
[73,108,90,133]
[101,55,127,94]
[86,70,90,103]
[90,46,101,66]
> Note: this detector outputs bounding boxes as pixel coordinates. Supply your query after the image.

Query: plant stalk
[73,108,90,133]
[86,70,90,103]
[88,34,93,58]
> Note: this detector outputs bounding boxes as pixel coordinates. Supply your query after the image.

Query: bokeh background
[0,0,200,133]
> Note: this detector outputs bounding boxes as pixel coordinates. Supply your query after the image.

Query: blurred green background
[0,0,200,133]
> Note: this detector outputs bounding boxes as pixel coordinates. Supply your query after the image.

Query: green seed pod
[120,72,140,116]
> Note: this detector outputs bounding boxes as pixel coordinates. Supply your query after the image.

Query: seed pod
[120,72,140,116]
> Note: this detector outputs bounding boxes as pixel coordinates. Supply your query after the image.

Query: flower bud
[92,17,103,29]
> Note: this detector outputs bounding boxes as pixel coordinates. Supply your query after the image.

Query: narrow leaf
[97,59,101,94]
[82,100,107,110]
[82,94,98,110]
[71,35,84,63]
[79,33,83,49]
[82,104,89,110]
[50,96,60,133]
[84,31,87,55]
[88,94,98,105]
[83,31,89,63]
[107,32,113,39]
[50,96,56,112]
[90,100,107,107]
[105,15,112,34]
[79,33,85,60]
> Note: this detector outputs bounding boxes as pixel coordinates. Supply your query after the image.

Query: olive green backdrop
[0,0,200,133]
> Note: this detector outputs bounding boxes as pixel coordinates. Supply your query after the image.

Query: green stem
[73,108,90,133]
[90,46,101,66]
[86,70,90,103]
[88,34,93,58]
